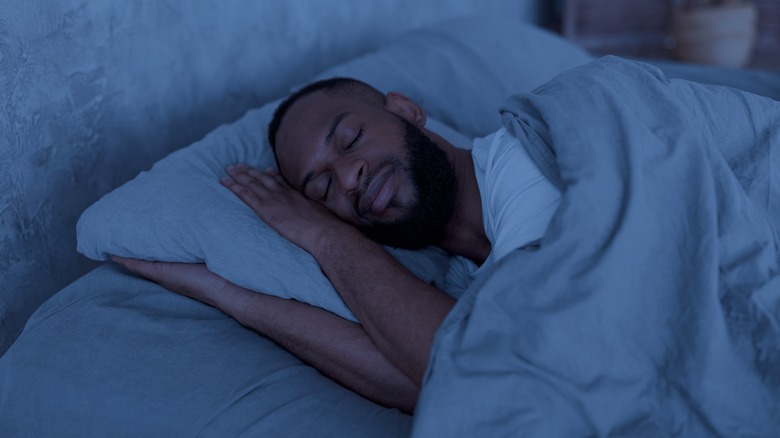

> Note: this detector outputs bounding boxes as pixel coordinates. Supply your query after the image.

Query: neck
[425,129,491,265]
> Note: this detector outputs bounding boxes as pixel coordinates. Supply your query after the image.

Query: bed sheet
[0,264,412,436]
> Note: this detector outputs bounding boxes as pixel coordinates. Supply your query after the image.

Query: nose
[333,157,367,197]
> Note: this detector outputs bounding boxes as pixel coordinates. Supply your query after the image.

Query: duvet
[414,57,780,437]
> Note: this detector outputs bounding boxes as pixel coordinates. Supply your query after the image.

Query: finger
[226,165,268,191]
[232,163,282,183]
[241,166,280,187]
[111,256,163,281]
[268,170,289,187]
[220,176,269,216]
[226,164,252,182]
[257,166,291,188]
[227,164,277,188]
[227,163,287,187]
[255,170,289,190]
[231,166,290,194]
[264,166,284,178]
[111,255,137,271]
[233,163,274,183]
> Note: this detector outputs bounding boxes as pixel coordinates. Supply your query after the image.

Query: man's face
[275,91,456,248]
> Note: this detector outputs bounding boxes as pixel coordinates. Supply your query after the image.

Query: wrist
[308,220,362,258]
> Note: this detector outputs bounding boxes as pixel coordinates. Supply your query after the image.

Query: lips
[358,167,394,216]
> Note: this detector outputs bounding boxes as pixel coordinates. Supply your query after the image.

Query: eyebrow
[299,111,350,193]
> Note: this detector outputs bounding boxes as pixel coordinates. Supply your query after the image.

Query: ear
[384,92,427,128]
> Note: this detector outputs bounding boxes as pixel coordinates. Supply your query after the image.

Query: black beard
[358,118,457,249]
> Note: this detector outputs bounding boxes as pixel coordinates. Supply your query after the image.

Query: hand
[220,163,345,253]
[111,256,228,308]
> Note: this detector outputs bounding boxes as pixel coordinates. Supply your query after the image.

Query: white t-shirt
[445,127,561,297]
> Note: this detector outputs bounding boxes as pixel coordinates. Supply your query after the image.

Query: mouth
[357,166,395,218]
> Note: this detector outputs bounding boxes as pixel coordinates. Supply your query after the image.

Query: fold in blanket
[414,57,779,437]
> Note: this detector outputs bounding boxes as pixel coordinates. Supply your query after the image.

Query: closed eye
[344,128,363,151]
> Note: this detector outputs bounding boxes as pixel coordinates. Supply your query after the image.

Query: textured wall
[0,0,543,354]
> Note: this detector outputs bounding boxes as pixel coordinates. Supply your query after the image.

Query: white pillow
[77,105,470,321]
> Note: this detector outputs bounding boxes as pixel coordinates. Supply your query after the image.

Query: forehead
[275,91,363,180]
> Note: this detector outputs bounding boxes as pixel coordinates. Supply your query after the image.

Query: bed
[2,3,779,437]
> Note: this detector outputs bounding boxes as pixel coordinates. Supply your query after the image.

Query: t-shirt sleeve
[482,129,561,262]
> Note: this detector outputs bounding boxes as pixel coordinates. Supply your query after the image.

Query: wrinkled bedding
[0,265,413,436]
[414,57,780,437]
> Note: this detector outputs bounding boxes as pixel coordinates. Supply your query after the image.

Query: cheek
[395,167,417,206]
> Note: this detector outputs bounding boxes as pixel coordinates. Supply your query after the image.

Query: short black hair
[267,77,386,154]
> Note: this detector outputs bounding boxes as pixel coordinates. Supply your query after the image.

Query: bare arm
[221,165,455,385]
[111,257,419,413]
[310,221,454,384]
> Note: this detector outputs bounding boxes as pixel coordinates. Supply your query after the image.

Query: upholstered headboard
[0,1,545,353]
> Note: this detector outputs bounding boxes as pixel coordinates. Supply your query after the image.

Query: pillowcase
[77,17,593,321]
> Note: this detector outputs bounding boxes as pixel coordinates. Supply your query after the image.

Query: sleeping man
[112,77,562,413]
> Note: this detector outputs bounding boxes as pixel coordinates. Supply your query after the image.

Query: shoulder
[472,127,548,205]
[474,128,562,260]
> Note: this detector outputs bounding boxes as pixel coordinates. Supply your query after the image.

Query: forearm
[212,283,420,413]
[218,164,455,387]
[312,224,455,386]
